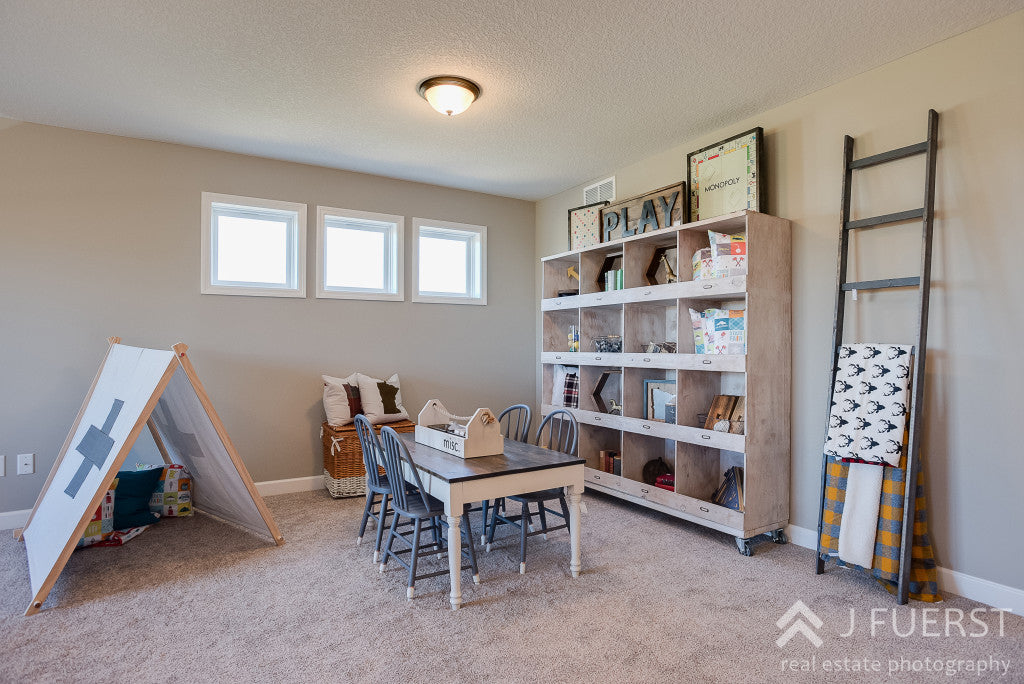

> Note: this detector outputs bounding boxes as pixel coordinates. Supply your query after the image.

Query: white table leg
[447,513,462,610]
[568,486,582,578]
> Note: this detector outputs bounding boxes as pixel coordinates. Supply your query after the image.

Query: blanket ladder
[814,109,939,605]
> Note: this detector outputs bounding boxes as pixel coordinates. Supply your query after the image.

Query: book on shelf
[728,396,746,434]
[711,466,744,512]
[599,450,620,475]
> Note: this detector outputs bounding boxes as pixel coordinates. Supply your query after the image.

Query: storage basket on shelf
[320,420,416,498]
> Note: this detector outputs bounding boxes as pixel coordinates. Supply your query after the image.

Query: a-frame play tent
[16,337,284,616]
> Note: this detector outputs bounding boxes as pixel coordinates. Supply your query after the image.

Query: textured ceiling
[1,1,1022,200]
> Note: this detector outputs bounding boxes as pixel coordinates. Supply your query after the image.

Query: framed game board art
[568,200,608,250]
[687,127,764,222]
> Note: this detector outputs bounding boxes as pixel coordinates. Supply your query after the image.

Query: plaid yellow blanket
[819,453,940,602]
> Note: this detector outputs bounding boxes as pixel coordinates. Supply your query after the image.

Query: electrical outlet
[0,455,5,477]
[17,453,34,475]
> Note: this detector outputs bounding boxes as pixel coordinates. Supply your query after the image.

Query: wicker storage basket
[321,420,416,498]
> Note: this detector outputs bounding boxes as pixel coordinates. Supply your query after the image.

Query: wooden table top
[398,433,584,484]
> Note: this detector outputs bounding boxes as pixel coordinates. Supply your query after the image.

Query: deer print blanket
[825,344,912,467]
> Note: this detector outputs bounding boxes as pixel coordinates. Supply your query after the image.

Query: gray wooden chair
[354,414,395,563]
[486,409,578,573]
[479,404,534,542]
[377,425,479,599]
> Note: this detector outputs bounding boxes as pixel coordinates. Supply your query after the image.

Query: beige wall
[0,122,536,512]
[536,12,1024,588]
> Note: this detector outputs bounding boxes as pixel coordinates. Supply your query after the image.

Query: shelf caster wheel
[735,537,754,557]
[768,529,788,545]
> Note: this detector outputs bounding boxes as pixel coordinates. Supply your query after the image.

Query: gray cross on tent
[64,399,124,498]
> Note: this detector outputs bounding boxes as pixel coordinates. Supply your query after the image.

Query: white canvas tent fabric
[19,340,283,615]
[148,367,271,538]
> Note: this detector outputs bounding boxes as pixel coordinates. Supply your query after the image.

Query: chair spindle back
[379,426,432,511]
[535,409,578,455]
[354,414,387,490]
[498,404,532,443]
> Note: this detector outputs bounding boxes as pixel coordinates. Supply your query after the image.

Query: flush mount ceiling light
[417,76,481,117]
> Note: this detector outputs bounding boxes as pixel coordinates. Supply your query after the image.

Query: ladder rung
[845,208,924,229]
[848,141,927,170]
[842,277,921,291]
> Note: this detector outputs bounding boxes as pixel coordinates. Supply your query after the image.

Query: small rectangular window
[316,207,404,301]
[412,218,486,305]
[201,193,306,297]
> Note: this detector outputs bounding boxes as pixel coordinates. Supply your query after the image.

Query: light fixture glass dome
[417,76,481,117]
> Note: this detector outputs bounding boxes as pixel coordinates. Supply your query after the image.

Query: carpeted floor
[1,490,1020,683]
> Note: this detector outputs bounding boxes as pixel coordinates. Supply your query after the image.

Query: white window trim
[201,192,307,297]
[315,206,404,301]
[412,218,487,306]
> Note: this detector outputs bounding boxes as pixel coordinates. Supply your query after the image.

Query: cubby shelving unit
[540,210,791,555]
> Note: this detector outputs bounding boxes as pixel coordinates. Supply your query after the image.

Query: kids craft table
[397,433,585,610]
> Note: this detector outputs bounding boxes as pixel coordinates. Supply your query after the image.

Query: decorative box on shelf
[321,419,416,498]
[414,400,503,459]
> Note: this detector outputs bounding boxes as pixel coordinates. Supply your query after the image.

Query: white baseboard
[784,523,819,550]
[0,508,30,532]
[785,524,1023,615]
[936,566,1024,616]
[254,474,324,497]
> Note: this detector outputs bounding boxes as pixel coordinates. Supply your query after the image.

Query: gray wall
[535,12,1023,589]
[0,120,536,512]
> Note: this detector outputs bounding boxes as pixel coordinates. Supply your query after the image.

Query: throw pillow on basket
[322,373,363,426]
[357,373,409,424]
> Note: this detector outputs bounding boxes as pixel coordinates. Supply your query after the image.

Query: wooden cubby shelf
[540,210,791,552]
[541,276,748,311]
[540,352,745,372]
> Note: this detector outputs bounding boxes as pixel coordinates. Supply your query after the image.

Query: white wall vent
[583,177,615,205]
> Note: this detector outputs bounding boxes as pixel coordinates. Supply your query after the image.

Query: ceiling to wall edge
[2,7,1014,210]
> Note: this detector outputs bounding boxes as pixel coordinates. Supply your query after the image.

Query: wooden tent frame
[16,337,284,616]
